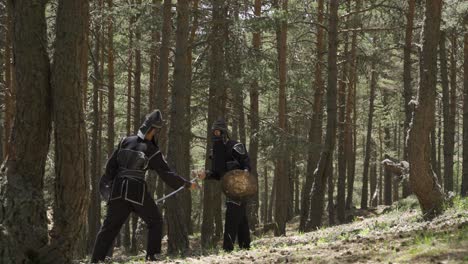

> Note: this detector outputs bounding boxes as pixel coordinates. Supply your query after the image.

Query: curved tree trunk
[407,0,445,219]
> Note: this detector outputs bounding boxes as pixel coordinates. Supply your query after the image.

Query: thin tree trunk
[299,0,324,232]
[407,0,445,219]
[88,0,104,252]
[462,31,468,197]
[361,56,377,209]
[345,0,360,210]
[383,89,392,205]
[328,162,335,226]
[370,142,378,207]
[185,0,199,235]
[402,0,416,198]
[0,1,51,262]
[440,30,455,193]
[448,32,457,192]
[306,0,339,231]
[3,0,14,160]
[273,0,289,236]
[201,0,227,249]
[107,0,115,159]
[262,166,268,224]
[249,0,262,231]
[337,30,349,224]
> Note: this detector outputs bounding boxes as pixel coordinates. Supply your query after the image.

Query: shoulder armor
[232,143,246,156]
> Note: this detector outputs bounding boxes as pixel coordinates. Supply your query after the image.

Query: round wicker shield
[222,169,258,200]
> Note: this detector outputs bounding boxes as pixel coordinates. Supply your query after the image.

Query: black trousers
[91,191,162,262]
[223,201,251,251]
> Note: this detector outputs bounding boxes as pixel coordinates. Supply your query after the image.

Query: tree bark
[201,0,227,249]
[273,0,289,236]
[345,0,360,211]
[3,0,14,160]
[299,0,324,232]
[361,55,377,209]
[440,30,455,193]
[165,0,191,254]
[47,1,90,261]
[462,31,468,197]
[306,0,339,231]
[88,0,104,252]
[337,29,349,224]
[407,0,445,219]
[0,1,51,262]
[106,0,115,159]
[249,0,262,231]
[402,0,415,198]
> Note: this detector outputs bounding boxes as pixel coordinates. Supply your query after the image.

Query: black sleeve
[205,169,221,181]
[102,139,123,182]
[232,143,251,172]
[148,152,191,190]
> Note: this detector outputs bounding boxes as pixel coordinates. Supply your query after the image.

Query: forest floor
[82,197,468,264]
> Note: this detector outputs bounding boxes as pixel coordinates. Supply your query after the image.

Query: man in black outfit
[198,119,251,252]
[91,110,197,263]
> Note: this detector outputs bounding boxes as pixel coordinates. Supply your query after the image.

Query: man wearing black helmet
[91,110,198,262]
[198,119,251,252]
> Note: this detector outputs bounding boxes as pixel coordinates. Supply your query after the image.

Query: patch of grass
[452,196,468,211]
[358,228,370,236]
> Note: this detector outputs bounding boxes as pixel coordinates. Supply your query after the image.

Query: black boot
[145,254,160,261]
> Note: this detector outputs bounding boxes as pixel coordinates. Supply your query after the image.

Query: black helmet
[212,118,228,135]
[138,110,164,139]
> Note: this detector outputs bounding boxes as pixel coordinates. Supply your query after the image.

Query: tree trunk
[440,30,455,193]
[155,0,172,202]
[328,162,335,226]
[448,32,457,192]
[370,142,378,207]
[299,0,324,232]
[273,0,289,236]
[185,0,199,235]
[201,0,227,249]
[383,89,392,205]
[345,0,360,211]
[402,0,415,198]
[88,0,104,252]
[262,166,268,224]
[337,30,349,224]
[361,56,377,209]
[407,0,445,219]
[249,0,262,231]
[165,0,191,254]
[462,31,468,197]
[47,1,89,261]
[0,1,51,262]
[106,0,115,160]
[306,0,339,231]
[3,0,14,160]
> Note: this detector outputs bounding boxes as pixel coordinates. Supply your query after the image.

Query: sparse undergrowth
[77,197,468,264]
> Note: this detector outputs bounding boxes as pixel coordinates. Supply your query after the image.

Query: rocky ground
[80,197,468,264]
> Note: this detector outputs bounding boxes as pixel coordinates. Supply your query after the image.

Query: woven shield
[222,169,258,200]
